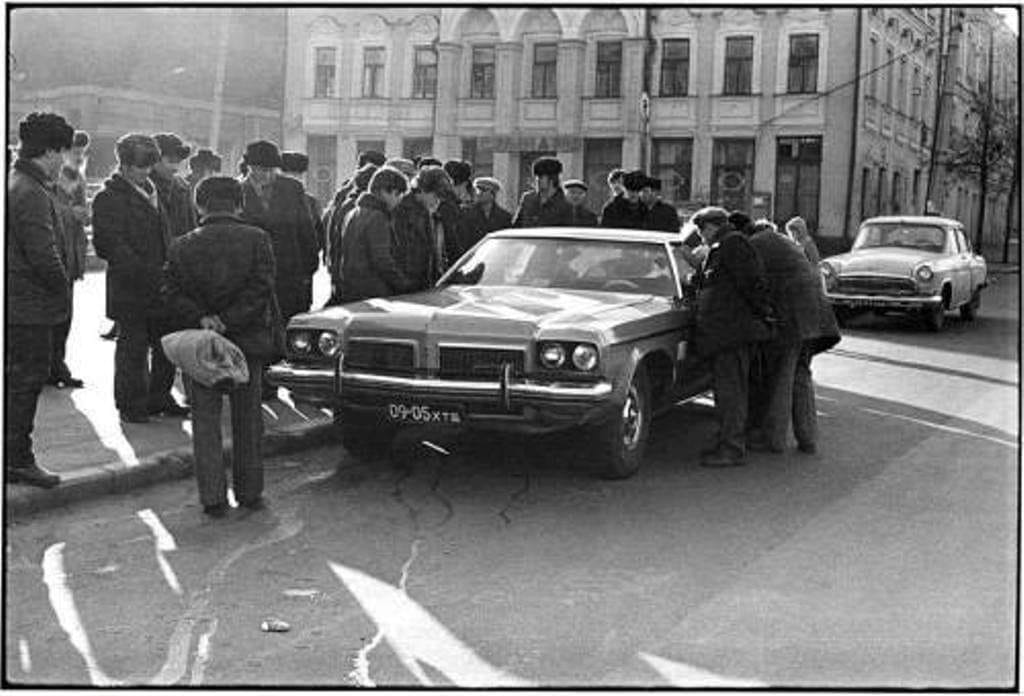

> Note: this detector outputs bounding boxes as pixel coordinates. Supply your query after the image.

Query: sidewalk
[4,271,337,518]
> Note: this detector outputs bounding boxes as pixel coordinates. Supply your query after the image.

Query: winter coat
[392,193,437,292]
[305,192,326,258]
[694,229,772,357]
[327,187,363,278]
[338,192,413,303]
[53,173,89,283]
[92,173,172,320]
[748,230,822,344]
[600,194,644,229]
[568,205,599,228]
[456,201,513,257]
[162,213,282,363]
[6,159,70,325]
[642,201,680,233]
[434,189,465,270]
[796,235,841,355]
[239,176,319,320]
[151,169,197,238]
[512,187,574,228]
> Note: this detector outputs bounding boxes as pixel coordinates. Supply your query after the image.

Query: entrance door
[307,135,337,207]
[712,138,755,213]
[775,136,821,231]
[583,138,623,213]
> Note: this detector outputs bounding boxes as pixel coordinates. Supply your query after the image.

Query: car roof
[860,216,960,227]
[488,227,684,244]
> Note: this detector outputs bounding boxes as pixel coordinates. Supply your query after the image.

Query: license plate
[386,403,464,425]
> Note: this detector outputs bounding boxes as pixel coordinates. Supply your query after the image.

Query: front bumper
[825,292,942,310]
[265,361,338,406]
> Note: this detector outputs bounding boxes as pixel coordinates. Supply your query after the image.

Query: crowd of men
[7,108,837,508]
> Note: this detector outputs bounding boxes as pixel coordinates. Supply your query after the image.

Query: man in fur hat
[281,150,327,271]
[601,169,646,229]
[152,132,197,239]
[512,156,573,228]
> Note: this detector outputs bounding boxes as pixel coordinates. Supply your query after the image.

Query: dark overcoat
[695,230,772,357]
[643,201,680,233]
[152,169,197,238]
[434,190,465,267]
[392,193,436,292]
[162,213,281,363]
[512,187,574,228]
[6,159,70,325]
[92,173,172,320]
[600,194,645,229]
[748,231,822,344]
[339,192,412,303]
[568,205,599,228]
[455,202,513,257]
[239,176,319,319]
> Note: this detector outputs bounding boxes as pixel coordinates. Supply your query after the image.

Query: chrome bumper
[265,362,337,399]
[341,370,613,403]
[826,292,942,308]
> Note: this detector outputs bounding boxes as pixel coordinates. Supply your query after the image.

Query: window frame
[362,46,386,98]
[659,38,690,97]
[531,42,558,99]
[786,33,819,94]
[313,47,337,99]
[723,36,754,95]
[470,45,496,100]
[595,40,623,99]
[411,46,438,100]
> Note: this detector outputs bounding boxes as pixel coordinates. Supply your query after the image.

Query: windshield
[852,223,949,253]
[440,237,677,296]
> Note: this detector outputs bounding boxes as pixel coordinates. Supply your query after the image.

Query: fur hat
[243,140,283,169]
[152,132,191,161]
[195,176,243,209]
[532,157,563,177]
[189,148,222,173]
[622,169,648,192]
[412,166,454,194]
[115,133,161,168]
[280,151,310,174]
[443,159,473,186]
[385,158,416,178]
[353,162,379,191]
[727,210,754,235]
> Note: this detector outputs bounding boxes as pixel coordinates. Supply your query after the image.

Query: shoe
[55,377,85,389]
[45,376,61,387]
[747,437,784,454]
[149,402,190,418]
[239,496,266,511]
[100,326,118,340]
[120,411,150,424]
[8,463,61,488]
[203,503,228,518]
[700,451,746,468]
[797,442,817,454]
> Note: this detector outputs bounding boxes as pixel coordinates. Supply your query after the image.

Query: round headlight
[540,342,566,368]
[915,265,934,282]
[318,331,341,358]
[571,344,599,371]
[289,331,312,353]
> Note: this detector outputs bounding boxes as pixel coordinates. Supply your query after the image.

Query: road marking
[277,390,311,421]
[639,651,764,687]
[261,402,280,419]
[18,638,31,673]
[860,407,1017,447]
[69,389,139,467]
[189,619,218,686]
[42,543,124,686]
[330,557,530,687]
[137,509,183,596]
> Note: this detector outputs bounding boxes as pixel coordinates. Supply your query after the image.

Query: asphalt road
[4,274,1018,688]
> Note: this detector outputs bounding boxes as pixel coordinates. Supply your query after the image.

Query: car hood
[826,248,944,276]
[289,286,677,345]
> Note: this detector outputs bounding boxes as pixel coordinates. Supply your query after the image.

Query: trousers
[792,345,818,448]
[188,357,265,507]
[755,339,803,450]
[710,344,753,458]
[5,325,53,468]
[50,282,75,380]
[114,316,176,415]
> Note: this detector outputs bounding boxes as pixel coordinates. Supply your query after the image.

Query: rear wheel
[960,289,982,321]
[589,369,651,480]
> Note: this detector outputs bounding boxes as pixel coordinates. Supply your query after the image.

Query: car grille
[344,341,415,374]
[439,347,525,381]
[836,275,917,296]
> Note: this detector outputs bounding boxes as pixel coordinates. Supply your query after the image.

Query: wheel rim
[621,384,643,450]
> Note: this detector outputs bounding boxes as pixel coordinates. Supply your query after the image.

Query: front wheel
[922,303,945,332]
[588,369,651,480]
[960,289,982,321]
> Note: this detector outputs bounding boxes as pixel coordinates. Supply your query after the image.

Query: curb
[4,419,338,519]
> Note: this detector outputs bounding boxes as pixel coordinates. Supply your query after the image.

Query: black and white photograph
[4,4,1020,689]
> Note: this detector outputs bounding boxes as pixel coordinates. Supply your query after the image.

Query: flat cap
[243,140,283,169]
[280,151,310,174]
[473,176,502,193]
[622,169,648,192]
[690,206,730,228]
[563,178,588,191]
[152,132,191,161]
[532,156,563,177]
[189,148,222,172]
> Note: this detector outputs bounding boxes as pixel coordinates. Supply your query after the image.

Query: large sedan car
[267,228,711,479]
[820,215,987,331]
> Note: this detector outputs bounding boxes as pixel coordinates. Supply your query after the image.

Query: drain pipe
[841,8,864,247]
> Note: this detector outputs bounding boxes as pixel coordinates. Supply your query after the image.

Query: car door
[668,243,711,398]
[955,227,985,295]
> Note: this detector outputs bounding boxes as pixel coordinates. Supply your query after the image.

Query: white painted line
[227,488,238,509]
[41,543,123,686]
[639,651,764,687]
[277,390,311,422]
[283,589,320,598]
[330,555,530,688]
[18,638,31,673]
[189,619,218,686]
[860,407,1017,447]
[136,509,177,552]
[69,389,140,467]
[261,403,280,419]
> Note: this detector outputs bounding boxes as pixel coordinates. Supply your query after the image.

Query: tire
[959,289,981,321]
[335,410,394,461]
[922,303,945,332]
[590,368,652,480]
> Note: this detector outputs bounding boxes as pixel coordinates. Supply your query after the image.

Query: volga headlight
[289,330,312,353]
[571,344,599,371]
[540,342,566,368]
[915,265,934,282]
[317,331,341,357]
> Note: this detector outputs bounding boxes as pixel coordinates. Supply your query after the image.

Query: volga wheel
[923,304,945,332]
[960,289,981,321]
[590,368,651,480]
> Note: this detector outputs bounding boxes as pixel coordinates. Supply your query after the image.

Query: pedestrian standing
[338,167,413,303]
[455,176,512,256]
[92,133,187,423]
[785,216,821,266]
[601,170,646,229]
[746,218,823,453]
[327,162,378,297]
[6,112,74,487]
[640,177,681,232]
[690,206,773,468]
[512,157,574,228]
[599,168,626,226]
[49,129,91,389]
[186,148,223,199]
[393,166,455,290]
[434,162,468,269]
[563,179,599,227]
[151,133,198,238]
[443,159,475,206]
[280,150,327,273]
[163,177,280,517]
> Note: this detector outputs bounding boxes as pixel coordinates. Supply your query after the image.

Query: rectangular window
[787,34,818,94]
[712,138,755,211]
[470,46,496,99]
[861,167,872,219]
[412,47,437,99]
[652,138,693,203]
[595,41,622,98]
[356,139,386,161]
[912,169,921,212]
[307,134,337,206]
[897,58,907,114]
[660,39,690,97]
[723,36,754,95]
[531,43,558,98]
[583,139,623,212]
[912,66,921,119]
[885,46,894,107]
[314,47,336,98]
[891,170,902,214]
[876,166,886,214]
[775,136,822,233]
[362,47,385,98]
[402,137,434,161]
[461,138,494,178]
[869,37,879,98]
